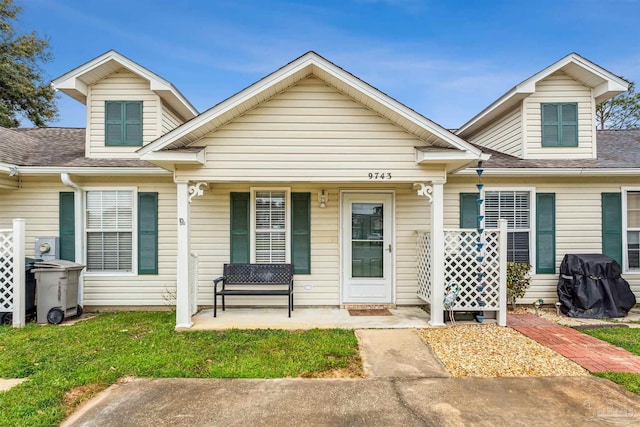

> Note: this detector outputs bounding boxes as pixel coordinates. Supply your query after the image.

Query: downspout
[61,173,85,305]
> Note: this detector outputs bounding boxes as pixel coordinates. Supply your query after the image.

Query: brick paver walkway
[508,313,640,373]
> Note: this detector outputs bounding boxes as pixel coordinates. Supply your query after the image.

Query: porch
[187,306,431,330]
[174,182,509,329]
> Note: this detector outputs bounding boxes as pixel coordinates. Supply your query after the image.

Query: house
[0,50,634,328]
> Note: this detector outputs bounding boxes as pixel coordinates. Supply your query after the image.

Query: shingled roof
[1,127,639,170]
[0,127,155,168]
[480,130,640,169]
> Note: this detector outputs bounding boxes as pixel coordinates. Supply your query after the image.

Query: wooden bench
[213,263,294,317]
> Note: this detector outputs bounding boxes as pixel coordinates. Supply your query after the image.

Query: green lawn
[583,327,640,394]
[0,312,361,427]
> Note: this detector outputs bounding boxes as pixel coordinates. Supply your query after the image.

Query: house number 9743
[368,172,392,180]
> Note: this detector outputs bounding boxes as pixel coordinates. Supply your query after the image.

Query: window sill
[84,271,137,277]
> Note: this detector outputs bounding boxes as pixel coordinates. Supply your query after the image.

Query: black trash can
[0,257,41,325]
[557,254,636,318]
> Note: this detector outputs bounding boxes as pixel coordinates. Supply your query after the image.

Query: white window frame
[250,187,291,264]
[622,187,640,274]
[83,187,138,276]
[483,187,537,273]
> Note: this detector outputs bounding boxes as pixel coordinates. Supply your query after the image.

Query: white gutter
[60,173,85,305]
[456,168,640,176]
[18,167,171,175]
[61,173,81,190]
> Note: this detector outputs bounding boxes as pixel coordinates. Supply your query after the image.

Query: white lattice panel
[416,232,431,302]
[444,230,501,311]
[0,230,14,311]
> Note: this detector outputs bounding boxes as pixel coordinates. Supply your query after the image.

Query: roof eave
[140,149,206,171]
[455,167,640,176]
[11,166,171,175]
[0,163,19,189]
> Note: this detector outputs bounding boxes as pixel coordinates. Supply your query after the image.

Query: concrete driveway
[63,376,640,426]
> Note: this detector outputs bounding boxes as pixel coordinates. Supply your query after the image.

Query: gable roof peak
[138,51,484,161]
[52,50,198,120]
[457,52,629,137]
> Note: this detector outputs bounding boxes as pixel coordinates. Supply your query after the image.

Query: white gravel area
[419,324,588,378]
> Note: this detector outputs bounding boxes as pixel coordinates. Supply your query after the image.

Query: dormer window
[541,103,578,147]
[105,101,143,146]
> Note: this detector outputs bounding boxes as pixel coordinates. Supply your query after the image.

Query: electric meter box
[35,237,59,261]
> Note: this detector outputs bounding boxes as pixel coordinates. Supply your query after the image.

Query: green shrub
[507,262,532,309]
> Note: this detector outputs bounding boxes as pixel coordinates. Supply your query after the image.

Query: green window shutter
[291,193,311,274]
[230,192,250,263]
[138,192,158,274]
[124,102,143,146]
[536,193,556,274]
[59,192,75,261]
[105,101,124,146]
[542,103,578,147]
[602,192,623,266]
[460,193,480,229]
[105,101,142,146]
[560,104,578,146]
[541,103,559,146]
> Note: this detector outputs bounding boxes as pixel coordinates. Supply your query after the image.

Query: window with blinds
[626,191,640,270]
[254,191,287,263]
[485,191,531,263]
[86,190,133,271]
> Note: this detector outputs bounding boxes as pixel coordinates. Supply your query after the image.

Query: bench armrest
[213,276,226,291]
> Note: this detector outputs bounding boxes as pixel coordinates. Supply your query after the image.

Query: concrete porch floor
[187,306,430,330]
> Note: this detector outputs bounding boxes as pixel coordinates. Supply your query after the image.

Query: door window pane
[352,203,384,277]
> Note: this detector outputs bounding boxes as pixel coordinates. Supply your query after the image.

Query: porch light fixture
[318,189,328,208]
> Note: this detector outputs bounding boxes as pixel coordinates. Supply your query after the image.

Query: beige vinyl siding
[87,69,161,158]
[467,106,522,157]
[176,77,446,183]
[0,175,19,189]
[523,71,594,159]
[0,175,178,306]
[0,177,68,258]
[446,175,640,303]
[161,102,184,135]
[191,183,430,307]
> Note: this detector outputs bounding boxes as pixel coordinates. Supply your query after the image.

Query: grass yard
[0,311,361,427]
[583,327,640,395]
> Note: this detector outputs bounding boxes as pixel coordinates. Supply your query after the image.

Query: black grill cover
[557,254,636,318]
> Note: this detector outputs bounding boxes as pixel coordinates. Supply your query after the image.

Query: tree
[596,81,640,130]
[0,0,57,127]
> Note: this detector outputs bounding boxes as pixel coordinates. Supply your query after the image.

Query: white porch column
[12,219,25,328]
[430,181,446,326]
[498,219,508,326]
[175,181,193,328]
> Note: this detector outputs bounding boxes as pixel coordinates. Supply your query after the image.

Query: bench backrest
[223,263,293,285]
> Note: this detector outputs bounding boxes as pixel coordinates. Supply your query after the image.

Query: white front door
[341,192,394,303]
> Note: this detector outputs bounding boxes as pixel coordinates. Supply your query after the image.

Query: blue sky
[19,0,640,129]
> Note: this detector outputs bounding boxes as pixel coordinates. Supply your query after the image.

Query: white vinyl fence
[0,219,26,327]
[417,219,508,326]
